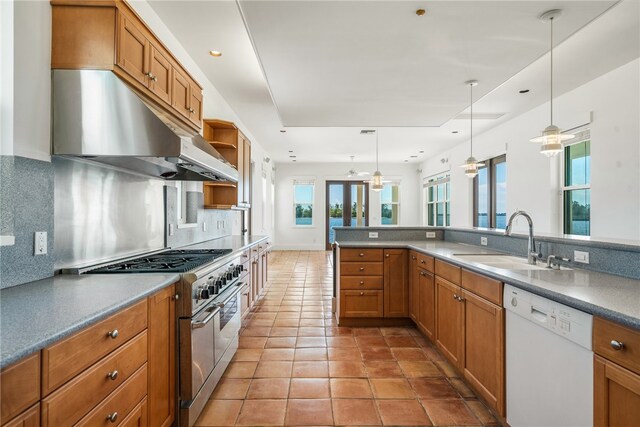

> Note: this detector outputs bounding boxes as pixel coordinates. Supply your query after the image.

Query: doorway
[326,181,369,250]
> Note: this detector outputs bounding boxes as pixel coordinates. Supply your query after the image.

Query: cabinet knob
[360,292,364,296]
[610,340,625,351]
[173,294,180,301]
[420,272,426,277]
[359,253,364,257]
[106,412,118,423]
[107,370,118,381]
[359,281,364,285]
[385,254,390,258]
[359,267,365,271]
[107,329,119,339]
[420,260,425,264]
[453,294,458,300]
[412,256,417,260]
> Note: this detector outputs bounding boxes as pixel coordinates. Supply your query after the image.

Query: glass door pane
[328,183,345,246]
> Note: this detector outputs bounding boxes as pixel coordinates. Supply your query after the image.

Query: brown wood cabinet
[147,284,176,427]
[383,249,408,317]
[202,119,252,209]
[51,0,203,132]
[594,317,640,427]
[1,354,40,425]
[119,397,148,427]
[3,404,39,427]
[417,269,435,340]
[340,291,384,317]
[462,289,504,416]
[408,252,419,322]
[435,276,464,367]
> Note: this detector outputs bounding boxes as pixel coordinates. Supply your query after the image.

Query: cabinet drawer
[341,248,383,262]
[41,331,148,426]
[461,269,503,306]
[340,262,383,276]
[435,259,461,285]
[594,317,640,374]
[340,291,384,317]
[1,353,40,425]
[75,364,147,427]
[340,276,383,290]
[119,397,147,427]
[3,403,39,427]
[42,299,148,395]
[416,253,435,272]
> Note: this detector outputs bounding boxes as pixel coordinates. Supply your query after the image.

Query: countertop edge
[335,241,640,330]
[0,274,179,369]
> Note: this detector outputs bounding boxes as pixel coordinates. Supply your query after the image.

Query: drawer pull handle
[453,294,458,300]
[360,292,364,296]
[610,340,625,351]
[359,281,364,285]
[107,370,118,381]
[420,272,426,276]
[107,329,119,339]
[359,267,365,271]
[359,253,365,257]
[385,254,390,258]
[107,412,118,423]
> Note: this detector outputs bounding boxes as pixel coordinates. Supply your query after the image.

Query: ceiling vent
[360,129,376,134]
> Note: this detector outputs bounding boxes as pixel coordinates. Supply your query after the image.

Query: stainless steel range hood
[52,70,238,183]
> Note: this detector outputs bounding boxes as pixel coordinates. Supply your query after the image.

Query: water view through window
[294,182,314,225]
[564,138,591,235]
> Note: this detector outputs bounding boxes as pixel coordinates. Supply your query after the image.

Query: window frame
[380,181,401,226]
[561,129,591,236]
[473,154,506,229]
[293,180,315,227]
[424,173,450,227]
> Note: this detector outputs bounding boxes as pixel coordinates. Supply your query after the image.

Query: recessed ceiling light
[280,129,287,133]
[209,50,222,57]
[416,9,426,16]
[419,150,424,153]
[404,159,409,162]
[410,155,418,158]
[289,155,296,158]
[519,89,530,94]
[292,159,296,162]
[452,131,459,134]
[288,150,293,153]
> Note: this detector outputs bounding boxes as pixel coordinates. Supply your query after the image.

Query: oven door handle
[191,307,218,329]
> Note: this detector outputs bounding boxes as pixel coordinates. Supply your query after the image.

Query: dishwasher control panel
[504,284,593,350]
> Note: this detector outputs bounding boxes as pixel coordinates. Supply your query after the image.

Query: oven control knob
[226,271,234,280]
[232,267,240,277]
[208,284,217,295]
[197,287,210,300]
[219,277,227,286]
[236,265,243,274]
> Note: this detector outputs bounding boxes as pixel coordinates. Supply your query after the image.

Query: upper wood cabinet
[383,249,409,317]
[51,0,203,132]
[202,119,251,209]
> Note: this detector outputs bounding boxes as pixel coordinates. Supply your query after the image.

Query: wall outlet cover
[168,224,175,236]
[34,232,47,255]
[574,250,590,264]
[426,231,436,239]
[369,232,379,239]
[481,236,488,246]
[202,222,207,232]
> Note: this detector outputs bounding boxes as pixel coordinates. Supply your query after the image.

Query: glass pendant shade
[371,171,383,191]
[530,124,575,157]
[459,80,481,178]
[460,156,484,178]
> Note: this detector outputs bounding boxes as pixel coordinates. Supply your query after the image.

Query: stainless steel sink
[453,254,572,271]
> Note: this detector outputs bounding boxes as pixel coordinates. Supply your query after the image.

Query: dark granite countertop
[0,235,271,369]
[336,240,640,330]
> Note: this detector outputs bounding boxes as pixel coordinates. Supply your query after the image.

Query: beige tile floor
[195,250,501,426]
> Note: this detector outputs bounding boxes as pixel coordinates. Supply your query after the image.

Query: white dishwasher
[504,284,593,427]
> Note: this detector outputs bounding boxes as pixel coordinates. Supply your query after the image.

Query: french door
[326,181,369,250]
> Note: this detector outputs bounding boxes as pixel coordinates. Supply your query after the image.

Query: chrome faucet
[505,210,540,265]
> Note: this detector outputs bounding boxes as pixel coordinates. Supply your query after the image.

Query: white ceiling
[148,0,638,163]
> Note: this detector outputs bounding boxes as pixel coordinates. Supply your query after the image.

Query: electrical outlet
[168,224,174,236]
[574,250,590,264]
[369,232,379,239]
[426,231,436,239]
[481,236,488,246]
[34,232,47,255]
[202,222,207,232]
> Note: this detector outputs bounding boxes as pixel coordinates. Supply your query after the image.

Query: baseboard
[271,244,326,251]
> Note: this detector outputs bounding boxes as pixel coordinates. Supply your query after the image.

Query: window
[293,180,314,226]
[380,183,400,225]
[563,130,591,236]
[424,174,450,226]
[473,155,507,229]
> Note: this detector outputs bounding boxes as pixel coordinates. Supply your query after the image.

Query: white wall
[419,58,640,241]
[274,162,420,250]
[0,0,14,156]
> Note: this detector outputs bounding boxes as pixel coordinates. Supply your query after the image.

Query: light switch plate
[202,222,207,232]
[34,232,47,255]
[574,250,590,264]
[481,236,488,246]
[168,224,174,236]
[369,232,379,239]
[426,231,436,239]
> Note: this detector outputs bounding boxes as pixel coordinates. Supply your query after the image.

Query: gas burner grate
[88,249,233,274]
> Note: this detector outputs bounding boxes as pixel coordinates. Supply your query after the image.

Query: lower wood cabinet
[435,277,464,367]
[417,269,435,340]
[408,252,420,322]
[0,353,40,425]
[462,289,504,416]
[340,290,384,317]
[383,249,408,317]
[147,284,176,427]
[594,355,640,427]
[119,397,148,427]
[3,404,39,427]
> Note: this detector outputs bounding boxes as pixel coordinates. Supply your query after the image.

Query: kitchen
[0,1,638,427]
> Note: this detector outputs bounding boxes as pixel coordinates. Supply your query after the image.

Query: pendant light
[460,80,484,178]
[371,130,383,191]
[530,9,574,156]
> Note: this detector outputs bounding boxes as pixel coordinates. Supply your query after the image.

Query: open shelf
[208,140,237,150]
[204,181,237,188]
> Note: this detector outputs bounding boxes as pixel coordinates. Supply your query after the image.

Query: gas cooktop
[89,249,233,274]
